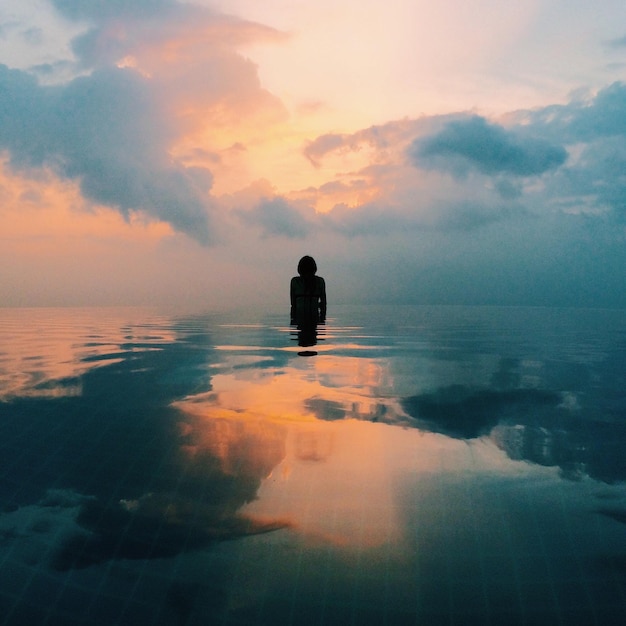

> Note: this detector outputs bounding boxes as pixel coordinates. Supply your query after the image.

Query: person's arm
[318,277,327,321]
[290,277,297,322]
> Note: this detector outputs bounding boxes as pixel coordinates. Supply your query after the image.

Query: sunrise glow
[1,0,626,308]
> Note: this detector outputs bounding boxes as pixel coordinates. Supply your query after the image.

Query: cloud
[0,63,213,242]
[321,202,419,237]
[321,198,524,237]
[506,82,626,149]
[3,3,626,307]
[51,0,173,21]
[410,115,567,177]
[303,118,424,167]
[607,35,626,49]
[304,133,351,167]
[0,0,291,244]
[519,82,626,217]
[245,82,626,308]
[545,137,626,217]
[239,196,311,238]
[564,82,626,141]
[49,0,287,94]
[298,83,626,238]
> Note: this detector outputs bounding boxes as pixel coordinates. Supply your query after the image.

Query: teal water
[1,305,626,625]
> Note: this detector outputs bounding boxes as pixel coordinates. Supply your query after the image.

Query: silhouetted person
[290,255,326,325]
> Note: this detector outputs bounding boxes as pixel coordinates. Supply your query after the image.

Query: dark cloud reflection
[52,491,288,571]
[0,313,290,572]
[402,385,562,440]
[402,370,626,484]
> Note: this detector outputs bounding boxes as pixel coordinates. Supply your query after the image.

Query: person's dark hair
[297,256,318,293]
[297,255,317,276]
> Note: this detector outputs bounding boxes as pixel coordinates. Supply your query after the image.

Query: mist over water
[1,304,626,624]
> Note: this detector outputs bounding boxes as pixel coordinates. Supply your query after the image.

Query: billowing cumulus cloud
[300,82,626,233]
[0,0,288,244]
[268,80,626,308]
[0,63,213,242]
[235,80,626,303]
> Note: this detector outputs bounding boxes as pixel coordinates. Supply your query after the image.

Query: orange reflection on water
[176,406,287,482]
[0,308,175,400]
[173,352,414,549]
[256,419,400,548]
[173,342,538,551]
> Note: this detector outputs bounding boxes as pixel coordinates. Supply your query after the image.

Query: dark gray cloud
[325,207,626,308]
[547,137,626,217]
[523,82,626,218]
[565,82,626,140]
[51,0,175,21]
[411,115,567,177]
[510,83,626,146]
[0,63,212,242]
[239,197,311,238]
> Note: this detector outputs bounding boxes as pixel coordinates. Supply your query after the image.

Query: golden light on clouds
[0,161,172,246]
[2,0,626,308]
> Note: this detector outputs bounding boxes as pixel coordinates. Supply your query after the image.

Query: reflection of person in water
[290,255,327,325]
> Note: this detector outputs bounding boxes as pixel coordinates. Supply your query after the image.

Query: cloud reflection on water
[2,305,626,623]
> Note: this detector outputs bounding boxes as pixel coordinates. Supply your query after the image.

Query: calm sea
[1,304,626,625]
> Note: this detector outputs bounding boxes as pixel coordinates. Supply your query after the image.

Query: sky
[1,0,626,309]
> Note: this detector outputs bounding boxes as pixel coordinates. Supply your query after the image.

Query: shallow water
[1,304,626,625]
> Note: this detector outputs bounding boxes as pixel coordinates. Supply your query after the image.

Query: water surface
[1,305,626,625]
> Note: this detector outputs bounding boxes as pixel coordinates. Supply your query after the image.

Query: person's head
[297,255,317,276]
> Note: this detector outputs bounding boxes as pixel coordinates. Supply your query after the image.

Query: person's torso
[292,276,323,298]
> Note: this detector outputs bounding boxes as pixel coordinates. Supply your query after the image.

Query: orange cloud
[0,161,172,248]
